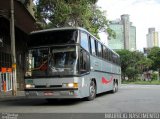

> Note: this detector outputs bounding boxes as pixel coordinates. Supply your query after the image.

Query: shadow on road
[0,91,119,107]
[44,99,83,106]
[0,98,83,106]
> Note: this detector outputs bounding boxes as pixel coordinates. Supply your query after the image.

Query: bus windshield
[25,46,78,77]
[29,30,78,47]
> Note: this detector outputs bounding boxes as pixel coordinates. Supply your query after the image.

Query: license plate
[44,92,53,96]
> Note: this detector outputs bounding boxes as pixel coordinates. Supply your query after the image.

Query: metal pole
[10,0,17,96]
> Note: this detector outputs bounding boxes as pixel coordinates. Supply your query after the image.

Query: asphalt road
[0,84,160,118]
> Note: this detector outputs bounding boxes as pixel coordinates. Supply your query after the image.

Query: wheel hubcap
[90,82,95,97]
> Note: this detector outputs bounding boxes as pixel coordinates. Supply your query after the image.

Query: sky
[97,0,160,51]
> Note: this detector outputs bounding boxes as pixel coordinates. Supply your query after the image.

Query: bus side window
[106,48,110,61]
[95,40,98,56]
[103,46,106,60]
[90,37,96,56]
[80,48,90,74]
[80,32,89,52]
[97,42,102,58]
[110,51,112,61]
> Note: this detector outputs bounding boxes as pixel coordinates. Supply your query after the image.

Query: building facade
[130,26,136,51]
[0,0,37,95]
[108,14,136,51]
[146,28,159,48]
[108,21,124,50]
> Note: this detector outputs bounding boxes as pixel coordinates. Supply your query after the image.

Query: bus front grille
[35,85,62,88]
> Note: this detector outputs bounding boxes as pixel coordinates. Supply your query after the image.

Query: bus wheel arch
[111,79,118,93]
[92,78,97,89]
[92,78,97,94]
[116,79,118,92]
[116,79,118,85]
[86,78,97,101]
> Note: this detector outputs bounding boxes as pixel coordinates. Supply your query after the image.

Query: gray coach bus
[24,27,121,101]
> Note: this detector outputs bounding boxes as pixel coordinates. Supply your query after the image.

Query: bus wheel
[86,80,96,101]
[111,81,118,93]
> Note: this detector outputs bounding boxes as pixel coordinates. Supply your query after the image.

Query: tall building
[108,20,124,50]
[108,14,136,51]
[130,26,136,51]
[121,14,130,49]
[146,28,159,48]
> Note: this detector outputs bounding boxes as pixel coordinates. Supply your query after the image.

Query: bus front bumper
[24,88,81,99]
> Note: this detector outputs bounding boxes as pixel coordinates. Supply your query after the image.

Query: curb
[0,91,26,102]
[0,96,26,102]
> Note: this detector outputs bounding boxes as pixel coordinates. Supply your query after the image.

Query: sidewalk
[0,91,26,102]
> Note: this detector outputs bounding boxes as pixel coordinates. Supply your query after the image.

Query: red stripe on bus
[102,76,113,84]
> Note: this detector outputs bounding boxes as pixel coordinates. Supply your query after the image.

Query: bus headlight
[62,83,78,88]
[25,84,35,88]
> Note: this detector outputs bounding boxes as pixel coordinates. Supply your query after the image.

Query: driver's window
[66,52,76,65]
[80,48,90,74]
[80,32,89,52]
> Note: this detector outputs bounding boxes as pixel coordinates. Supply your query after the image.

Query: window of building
[0,52,12,68]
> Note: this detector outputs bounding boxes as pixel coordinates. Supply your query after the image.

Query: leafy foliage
[116,48,160,81]
[116,50,132,80]
[34,0,113,38]
[136,58,153,73]
[125,67,138,81]
[116,50,147,80]
[147,47,160,70]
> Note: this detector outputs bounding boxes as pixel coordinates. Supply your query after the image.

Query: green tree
[131,51,144,63]
[147,47,160,70]
[116,50,132,80]
[116,50,145,81]
[136,58,153,73]
[34,0,113,38]
[125,67,139,81]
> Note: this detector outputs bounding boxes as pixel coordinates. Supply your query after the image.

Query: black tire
[111,81,118,93]
[86,80,96,101]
